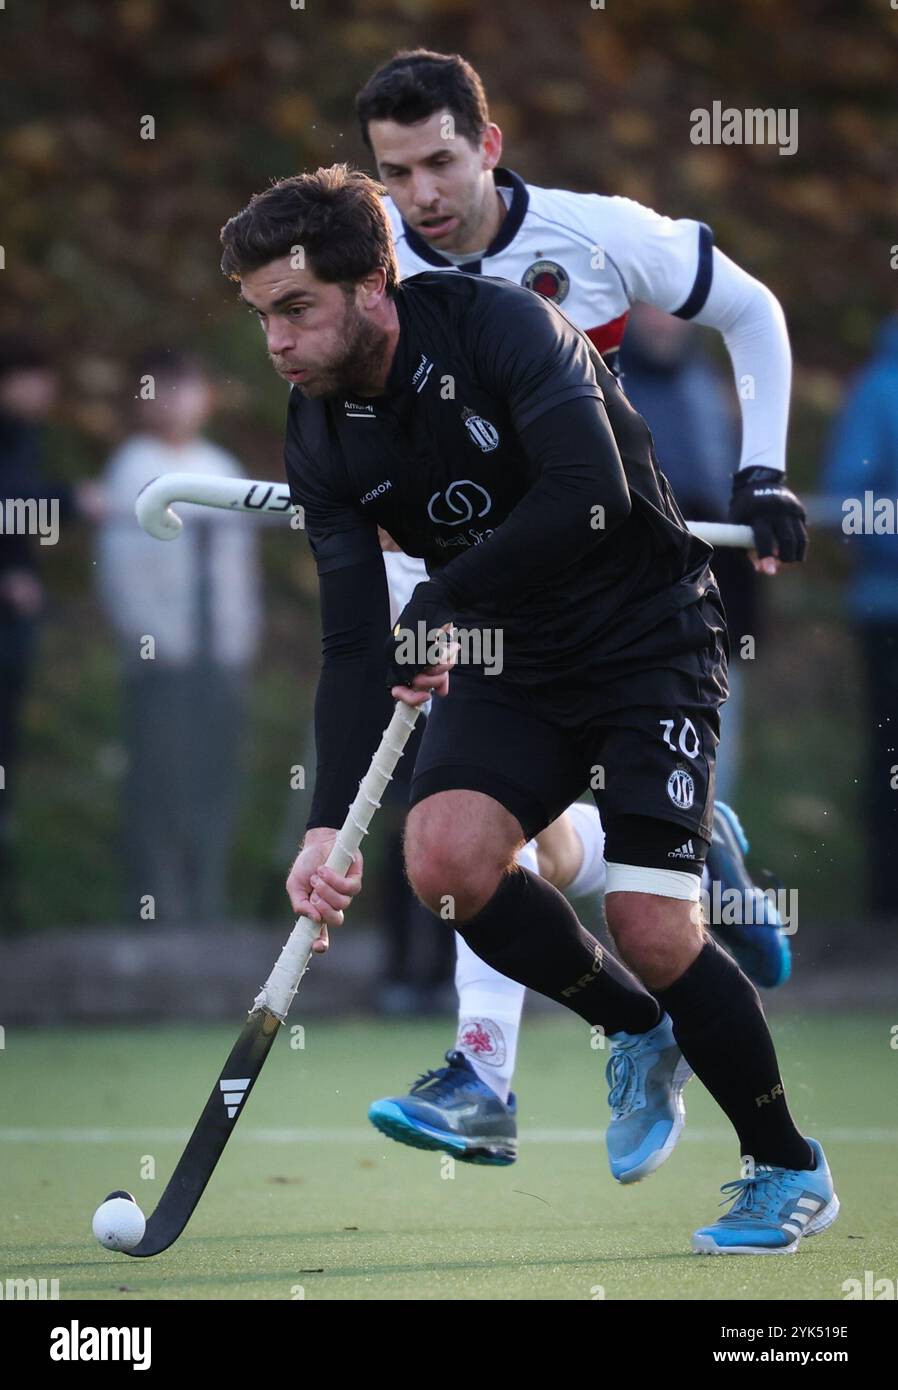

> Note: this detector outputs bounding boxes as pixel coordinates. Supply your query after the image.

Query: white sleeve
[689,248,792,474]
[599,196,713,314]
[603,198,791,474]
[382,550,429,628]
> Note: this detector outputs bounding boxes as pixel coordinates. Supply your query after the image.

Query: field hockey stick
[135,470,756,549]
[119,697,421,1257]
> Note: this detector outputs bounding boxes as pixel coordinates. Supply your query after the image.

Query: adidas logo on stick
[220,1078,251,1119]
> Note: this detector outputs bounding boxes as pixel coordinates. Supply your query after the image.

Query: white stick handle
[135,471,757,550]
[689,522,755,548]
[252,700,422,1020]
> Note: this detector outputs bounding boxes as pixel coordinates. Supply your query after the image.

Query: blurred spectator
[0,336,98,925]
[619,304,761,802]
[823,315,898,922]
[95,350,262,925]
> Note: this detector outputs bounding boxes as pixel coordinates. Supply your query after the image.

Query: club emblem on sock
[458,1018,506,1067]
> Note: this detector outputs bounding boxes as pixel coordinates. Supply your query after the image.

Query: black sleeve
[471,281,606,432]
[283,393,394,832]
[429,393,632,610]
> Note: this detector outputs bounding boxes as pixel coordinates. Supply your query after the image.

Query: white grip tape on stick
[252,701,422,1020]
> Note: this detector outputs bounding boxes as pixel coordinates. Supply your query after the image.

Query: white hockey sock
[453,840,535,1102]
[564,801,607,898]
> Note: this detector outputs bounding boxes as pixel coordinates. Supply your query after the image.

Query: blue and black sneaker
[368,1051,517,1165]
[692,1138,839,1254]
[706,802,792,990]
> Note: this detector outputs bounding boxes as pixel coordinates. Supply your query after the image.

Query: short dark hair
[220,164,399,293]
[355,49,489,150]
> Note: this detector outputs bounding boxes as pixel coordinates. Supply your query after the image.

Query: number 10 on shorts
[659,717,701,759]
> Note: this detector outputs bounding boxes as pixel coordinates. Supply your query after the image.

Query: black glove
[729,466,808,562]
[385,579,455,690]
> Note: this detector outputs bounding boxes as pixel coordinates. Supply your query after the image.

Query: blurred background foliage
[2,0,895,926]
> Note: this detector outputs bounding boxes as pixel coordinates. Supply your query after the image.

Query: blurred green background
[4,0,896,929]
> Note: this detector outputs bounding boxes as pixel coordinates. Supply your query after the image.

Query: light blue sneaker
[707,802,792,990]
[605,1014,692,1184]
[692,1138,839,1254]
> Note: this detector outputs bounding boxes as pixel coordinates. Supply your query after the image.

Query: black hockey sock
[655,939,813,1170]
[455,865,660,1035]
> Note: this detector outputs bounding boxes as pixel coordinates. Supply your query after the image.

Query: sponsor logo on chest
[411,353,434,392]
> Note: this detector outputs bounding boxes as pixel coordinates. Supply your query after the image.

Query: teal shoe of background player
[368,1051,517,1165]
[706,802,792,990]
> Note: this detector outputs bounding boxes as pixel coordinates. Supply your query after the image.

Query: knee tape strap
[604,861,701,901]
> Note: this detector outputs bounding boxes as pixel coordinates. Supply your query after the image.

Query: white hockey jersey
[385,166,713,371]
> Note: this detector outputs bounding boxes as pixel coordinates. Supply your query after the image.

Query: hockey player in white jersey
[358,50,798,1169]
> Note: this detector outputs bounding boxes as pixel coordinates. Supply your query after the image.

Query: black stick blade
[125,1009,281,1257]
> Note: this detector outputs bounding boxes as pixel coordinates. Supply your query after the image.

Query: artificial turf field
[1,1013,894,1301]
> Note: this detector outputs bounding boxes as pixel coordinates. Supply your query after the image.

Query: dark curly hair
[220,164,399,293]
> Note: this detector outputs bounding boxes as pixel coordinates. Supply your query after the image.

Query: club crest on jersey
[667,768,695,810]
[461,405,499,452]
[522,259,571,304]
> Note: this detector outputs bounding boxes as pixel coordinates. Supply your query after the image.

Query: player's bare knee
[405,837,503,920]
[408,860,499,922]
[404,795,514,921]
[605,890,703,974]
[604,896,653,962]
